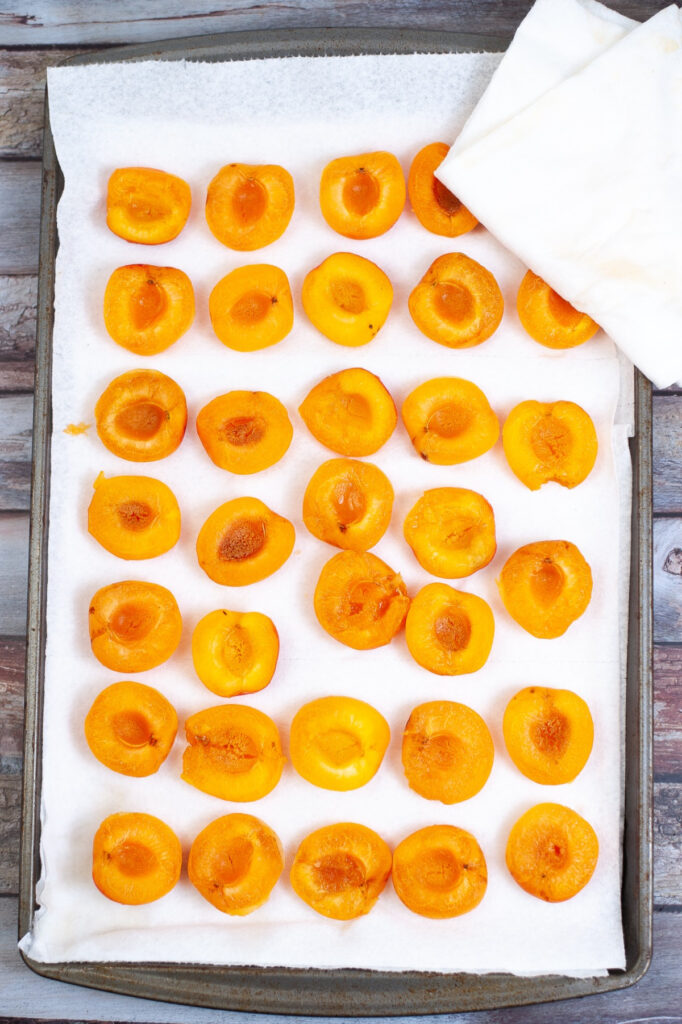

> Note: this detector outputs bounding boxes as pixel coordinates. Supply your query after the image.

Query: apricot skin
[196,391,293,474]
[290,696,390,791]
[503,400,598,490]
[402,701,494,804]
[196,497,295,586]
[392,825,487,919]
[409,253,504,349]
[408,143,478,237]
[517,271,599,349]
[498,540,593,638]
[320,152,405,240]
[192,609,279,698]
[506,803,599,902]
[88,580,182,673]
[103,265,195,356]
[95,369,187,463]
[206,163,295,250]
[405,583,494,676]
[209,265,293,351]
[302,252,393,346]
[302,458,394,552]
[107,168,191,245]
[402,377,499,465]
[88,473,181,560]
[314,549,409,650]
[299,367,397,457]
[84,681,178,777]
[92,812,182,905]
[503,687,594,784]
[403,487,496,579]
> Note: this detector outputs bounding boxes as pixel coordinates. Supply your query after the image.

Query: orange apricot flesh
[506,803,599,902]
[92,812,182,905]
[196,497,295,586]
[498,540,593,638]
[206,163,294,250]
[409,253,504,348]
[103,265,195,356]
[89,580,182,673]
[299,367,397,457]
[188,813,284,915]
[408,142,478,237]
[517,271,599,349]
[95,369,187,463]
[320,151,405,240]
[209,265,293,351]
[302,252,393,346]
[196,391,293,474]
[503,686,594,784]
[503,400,598,490]
[107,168,191,244]
[192,609,279,698]
[314,549,409,650]
[290,696,390,791]
[88,473,181,560]
[290,822,392,920]
[402,701,494,804]
[405,583,494,675]
[403,487,496,579]
[392,825,487,918]
[84,681,178,777]
[302,458,394,552]
[402,377,499,465]
[182,704,285,802]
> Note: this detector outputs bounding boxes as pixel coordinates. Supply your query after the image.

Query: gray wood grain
[0,49,83,160]
[0,515,29,636]
[654,646,682,775]
[0,164,41,275]
[654,396,682,515]
[0,393,32,511]
[0,274,37,393]
[654,518,682,644]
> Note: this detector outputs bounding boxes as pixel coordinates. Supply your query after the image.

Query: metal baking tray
[19,28,653,1015]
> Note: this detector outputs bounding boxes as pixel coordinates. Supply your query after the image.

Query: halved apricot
[192,609,279,698]
[302,458,393,551]
[402,377,499,465]
[517,271,599,349]
[107,168,191,244]
[503,687,594,784]
[206,163,294,250]
[302,252,393,346]
[88,473,181,560]
[408,143,478,237]
[320,151,405,239]
[299,368,397,457]
[503,400,598,490]
[182,704,285,802]
[84,680,178,777]
[103,265,195,356]
[402,701,494,804]
[196,391,292,474]
[405,583,494,675]
[498,540,593,638]
[403,488,496,579]
[209,265,293,351]
[188,814,284,915]
[314,549,409,650]
[409,253,504,348]
[290,697,390,791]
[196,497,294,586]
[506,803,599,902]
[95,369,187,463]
[393,825,487,918]
[92,812,182,905]
[89,580,182,673]
[290,822,391,919]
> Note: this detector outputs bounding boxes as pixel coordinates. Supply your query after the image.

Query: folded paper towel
[438,0,682,389]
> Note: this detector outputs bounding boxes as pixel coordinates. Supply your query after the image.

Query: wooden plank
[654,646,682,776]
[0,775,20,896]
[0,514,29,636]
[653,518,682,644]
[0,393,33,512]
[653,395,682,515]
[0,273,37,393]
[0,48,83,160]
[654,781,682,906]
[0,163,41,275]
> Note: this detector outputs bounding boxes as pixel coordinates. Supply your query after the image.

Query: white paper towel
[21,52,628,975]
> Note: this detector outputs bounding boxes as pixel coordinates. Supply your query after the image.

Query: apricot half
[188,813,284,915]
[84,681,178,777]
[196,391,292,474]
[404,488,496,579]
[517,271,599,349]
[206,163,294,250]
[408,143,478,237]
[314,550,409,650]
[209,265,293,351]
[196,497,294,586]
[95,369,187,462]
[290,823,392,920]
[409,253,504,348]
[192,609,279,698]
[498,540,593,638]
[103,265,195,356]
[182,704,285,802]
[503,400,598,490]
[88,473,181,560]
[402,701,494,804]
[405,583,494,675]
[503,687,594,784]
[393,825,487,918]
[89,580,182,673]
[302,458,394,551]
[302,252,393,346]
[290,697,390,791]
[107,168,191,244]
[320,151,405,239]
[402,377,499,465]
[299,368,397,457]
[92,812,182,905]
[506,803,599,902]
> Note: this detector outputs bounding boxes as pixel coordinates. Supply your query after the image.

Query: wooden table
[1,1,680,1020]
